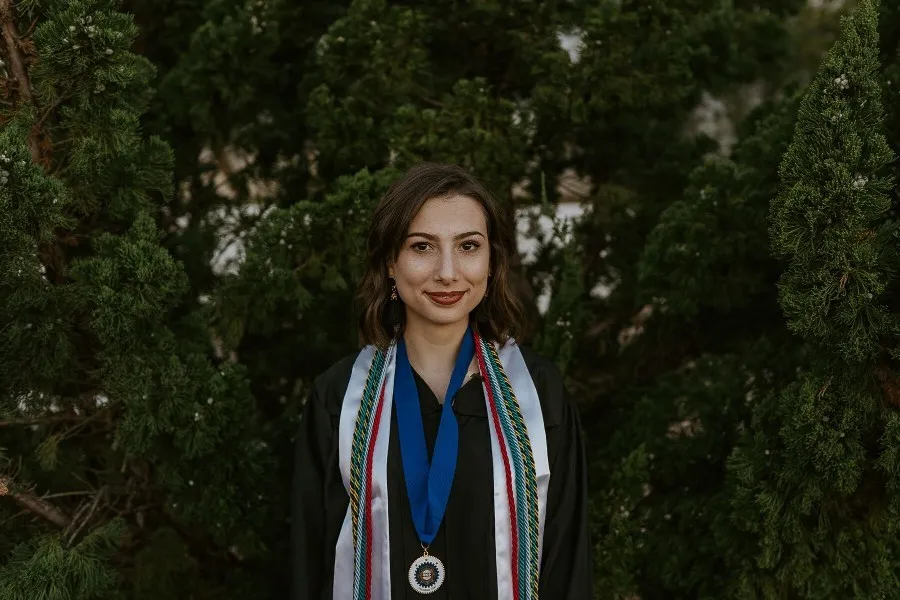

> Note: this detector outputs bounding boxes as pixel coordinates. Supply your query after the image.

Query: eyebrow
[406,231,486,241]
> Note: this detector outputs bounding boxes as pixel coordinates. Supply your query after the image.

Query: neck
[402,315,470,377]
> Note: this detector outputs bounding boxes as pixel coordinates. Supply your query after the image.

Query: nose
[434,247,458,283]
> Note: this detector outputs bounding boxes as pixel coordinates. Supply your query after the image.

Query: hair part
[355,162,528,350]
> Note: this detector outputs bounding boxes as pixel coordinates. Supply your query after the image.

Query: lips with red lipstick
[426,291,466,306]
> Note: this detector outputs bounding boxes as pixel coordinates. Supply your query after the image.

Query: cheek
[394,255,432,286]
[468,254,491,280]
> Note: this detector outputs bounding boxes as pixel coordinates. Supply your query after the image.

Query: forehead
[408,194,487,235]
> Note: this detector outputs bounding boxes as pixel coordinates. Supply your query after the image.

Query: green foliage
[593,341,798,599]
[0,120,73,398]
[305,0,429,178]
[0,1,272,598]
[710,2,900,598]
[771,0,898,363]
[388,78,532,195]
[531,177,588,376]
[638,93,800,318]
[214,167,399,381]
[0,520,125,600]
[131,528,196,600]
[7,0,899,598]
[727,370,899,598]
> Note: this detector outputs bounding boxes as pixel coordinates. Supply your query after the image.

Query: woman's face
[389,194,491,332]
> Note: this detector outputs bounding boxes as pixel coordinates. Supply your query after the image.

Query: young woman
[291,163,593,599]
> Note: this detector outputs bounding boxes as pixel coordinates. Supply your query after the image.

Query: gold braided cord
[486,341,540,599]
[349,349,387,551]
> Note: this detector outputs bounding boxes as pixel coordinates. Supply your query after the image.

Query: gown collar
[409,368,486,417]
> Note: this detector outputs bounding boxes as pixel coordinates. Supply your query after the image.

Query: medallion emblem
[408,554,445,594]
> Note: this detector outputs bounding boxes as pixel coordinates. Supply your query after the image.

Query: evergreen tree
[770,0,896,363]
[0,1,272,598]
[727,1,900,596]
[587,0,900,597]
[588,88,804,599]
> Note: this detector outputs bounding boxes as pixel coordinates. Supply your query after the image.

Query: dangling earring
[385,278,404,328]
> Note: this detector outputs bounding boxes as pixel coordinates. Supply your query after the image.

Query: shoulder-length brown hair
[356,162,527,350]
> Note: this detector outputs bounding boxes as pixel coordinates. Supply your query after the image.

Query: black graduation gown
[291,345,594,600]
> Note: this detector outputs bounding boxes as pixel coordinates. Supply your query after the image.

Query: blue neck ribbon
[394,326,475,546]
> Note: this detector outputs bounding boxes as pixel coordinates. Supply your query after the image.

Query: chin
[425,310,469,327]
[413,303,474,329]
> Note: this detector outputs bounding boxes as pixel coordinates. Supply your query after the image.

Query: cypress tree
[0,2,270,597]
[730,1,900,596]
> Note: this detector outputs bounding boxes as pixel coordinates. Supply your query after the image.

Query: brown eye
[411,242,431,252]
[461,241,481,251]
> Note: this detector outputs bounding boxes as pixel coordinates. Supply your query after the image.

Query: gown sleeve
[539,386,595,599]
[291,381,333,600]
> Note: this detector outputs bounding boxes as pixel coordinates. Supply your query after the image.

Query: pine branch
[0,476,72,528]
[64,486,107,547]
[0,0,39,162]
